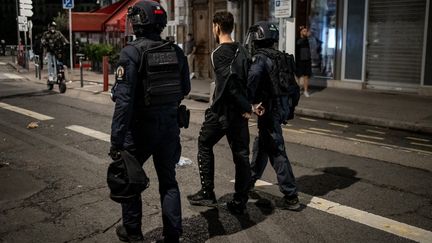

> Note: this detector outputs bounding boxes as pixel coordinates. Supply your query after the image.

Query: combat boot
[226,199,246,215]
[277,195,301,211]
[187,189,217,207]
[116,225,144,243]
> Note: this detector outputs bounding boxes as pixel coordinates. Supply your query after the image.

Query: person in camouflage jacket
[41,21,69,82]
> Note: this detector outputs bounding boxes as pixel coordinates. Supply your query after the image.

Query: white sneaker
[304,91,310,97]
[189,72,195,80]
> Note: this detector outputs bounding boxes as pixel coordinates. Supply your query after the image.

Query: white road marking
[66,125,110,142]
[0,62,6,65]
[299,128,329,136]
[356,134,384,140]
[299,117,317,122]
[366,129,386,135]
[406,137,430,142]
[309,127,333,133]
[282,128,305,134]
[410,142,432,149]
[0,73,24,79]
[348,137,432,155]
[329,122,348,128]
[0,102,54,120]
[236,179,432,242]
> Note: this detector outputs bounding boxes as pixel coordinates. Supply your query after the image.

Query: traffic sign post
[63,0,74,9]
[63,0,74,80]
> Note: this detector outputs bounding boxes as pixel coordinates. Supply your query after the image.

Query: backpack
[255,48,300,121]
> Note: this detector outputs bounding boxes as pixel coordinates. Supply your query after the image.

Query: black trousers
[250,108,298,197]
[121,107,182,238]
[197,108,251,203]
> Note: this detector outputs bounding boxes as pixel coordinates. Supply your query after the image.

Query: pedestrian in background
[0,40,6,56]
[247,21,300,211]
[41,21,69,82]
[184,33,196,79]
[187,11,253,215]
[296,25,312,97]
[33,35,43,70]
[109,1,190,242]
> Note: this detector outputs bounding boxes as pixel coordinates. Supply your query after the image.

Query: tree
[53,11,69,36]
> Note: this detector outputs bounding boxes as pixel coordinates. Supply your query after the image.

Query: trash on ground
[27,121,39,129]
[177,157,193,167]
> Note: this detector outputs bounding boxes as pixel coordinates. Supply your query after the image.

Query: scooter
[47,53,67,93]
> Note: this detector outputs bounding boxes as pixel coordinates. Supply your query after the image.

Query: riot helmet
[247,21,279,43]
[127,0,167,36]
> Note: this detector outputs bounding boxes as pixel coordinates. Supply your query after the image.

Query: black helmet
[49,21,57,28]
[127,0,167,34]
[247,21,279,42]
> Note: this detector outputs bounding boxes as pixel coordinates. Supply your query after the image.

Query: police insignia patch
[116,66,125,81]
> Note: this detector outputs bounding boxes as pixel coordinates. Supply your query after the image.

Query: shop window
[308,0,337,78]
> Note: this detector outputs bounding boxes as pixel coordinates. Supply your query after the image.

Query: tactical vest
[131,39,183,106]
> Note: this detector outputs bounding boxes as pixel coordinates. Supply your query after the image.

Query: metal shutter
[366,0,426,85]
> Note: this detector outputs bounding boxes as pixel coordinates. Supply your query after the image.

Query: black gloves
[109,146,122,161]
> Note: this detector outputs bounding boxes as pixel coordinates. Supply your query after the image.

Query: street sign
[20,8,33,17]
[20,3,33,9]
[63,0,74,9]
[19,23,28,32]
[18,16,28,24]
[19,0,32,4]
[275,0,293,18]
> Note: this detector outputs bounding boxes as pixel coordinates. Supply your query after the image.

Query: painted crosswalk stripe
[356,134,384,140]
[282,128,305,134]
[329,122,349,128]
[309,127,333,133]
[66,125,110,142]
[366,129,386,135]
[233,179,432,242]
[410,142,432,149]
[299,117,317,122]
[406,137,430,142]
[0,102,54,120]
[0,62,6,65]
[299,128,328,136]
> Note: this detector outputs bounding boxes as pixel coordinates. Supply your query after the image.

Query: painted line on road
[406,137,430,143]
[348,137,432,155]
[234,179,432,242]
[0,62,6,65]
[299,117,317,122]
[66,125,110,142]
[366,129,386,135]
[0,73,24,79]
[329,122,348,128]
[0,102,54,121]
[299,128,329,136]
[410,142,432,149]
[309,127,333,133]
[282,128,305,134]
[356,134,384,140]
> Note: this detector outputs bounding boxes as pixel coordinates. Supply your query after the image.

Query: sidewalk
[5,56,432,134]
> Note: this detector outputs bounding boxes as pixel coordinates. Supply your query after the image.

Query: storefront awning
[105,0,141,32]
[72,13,109,32]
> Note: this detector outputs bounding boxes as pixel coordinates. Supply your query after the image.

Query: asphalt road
[1,63,432,243]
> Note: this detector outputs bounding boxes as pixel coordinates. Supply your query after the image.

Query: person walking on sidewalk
[187,11,256,215]
[109,1,190,242]
[185,33,197,79]
[41,21,69,83]
[296,25,312,97]
[246,21,300,211]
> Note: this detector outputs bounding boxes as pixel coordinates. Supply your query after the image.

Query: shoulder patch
[115,66,125,81]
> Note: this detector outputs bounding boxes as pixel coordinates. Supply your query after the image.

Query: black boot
[226,199,246,215]
[116,225,144,243]
[187,189,217,207]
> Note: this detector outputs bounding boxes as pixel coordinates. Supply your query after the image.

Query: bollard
[103,56,109,92]
[80,57,83,87]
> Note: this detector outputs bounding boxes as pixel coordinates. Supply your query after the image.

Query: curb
[187,93,432,135]
[295,107,432,135]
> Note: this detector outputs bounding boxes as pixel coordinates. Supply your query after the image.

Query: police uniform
[248,51,298,200]
[110,31,190,240]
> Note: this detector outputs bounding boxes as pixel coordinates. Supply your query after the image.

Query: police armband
[177,104,190,129]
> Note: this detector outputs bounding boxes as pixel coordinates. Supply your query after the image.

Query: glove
[109,146,122,161]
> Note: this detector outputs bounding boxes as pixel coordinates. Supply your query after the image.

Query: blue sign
[63,0,74,9]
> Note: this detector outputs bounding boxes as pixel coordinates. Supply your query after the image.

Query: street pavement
[1,58,432,242]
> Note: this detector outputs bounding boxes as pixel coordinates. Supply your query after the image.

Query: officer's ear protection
[127,6,148,25]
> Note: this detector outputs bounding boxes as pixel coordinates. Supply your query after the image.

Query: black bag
[107,150,149,203]
[256,48,300,121]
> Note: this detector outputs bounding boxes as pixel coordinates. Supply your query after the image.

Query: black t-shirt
[296,37,311,61]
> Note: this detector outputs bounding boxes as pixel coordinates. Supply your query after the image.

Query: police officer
[187,11,256,215]
[246,21,300,211]
[109,1,190,242]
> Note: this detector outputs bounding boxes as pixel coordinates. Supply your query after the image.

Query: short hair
[212,11,234,34]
